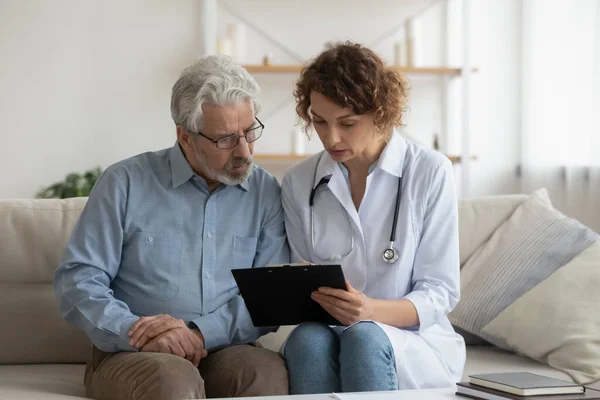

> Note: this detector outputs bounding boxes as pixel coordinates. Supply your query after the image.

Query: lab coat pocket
[121,231,182,301]
[232,235,258,269]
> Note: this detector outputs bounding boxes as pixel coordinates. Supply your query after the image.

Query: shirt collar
[169,142,251,191]
[313,128,407,187]
[314,151,339,188]
[170,141,195,188]
[376,128,407,178]
[238,177,250,191]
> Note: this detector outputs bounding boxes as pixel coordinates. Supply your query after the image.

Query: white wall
[218,0,523,197]
[467,0,522,198]
[217,0,447,156]
[0,0,521,199]
[0,0,202,198]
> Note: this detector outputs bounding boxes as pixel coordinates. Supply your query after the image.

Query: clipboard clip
[265,262,318,268]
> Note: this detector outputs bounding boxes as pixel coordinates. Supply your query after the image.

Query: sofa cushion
[464,347,600,390]
[462,346,575,382]
[0,198,87,283]
[0,350,595,400]
[259,328,600,389]
[458,193,527,266]
[0,198,91,365]
[0,284,90,364]
[0,351,595,399]
[453,326,490,346]
[0,364,88,399]
[257,326,294,353]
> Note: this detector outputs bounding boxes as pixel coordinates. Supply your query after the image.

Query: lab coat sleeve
[403,159,460,331]
[281,171,312,263]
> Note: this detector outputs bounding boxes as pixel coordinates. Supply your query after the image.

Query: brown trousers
[84,344,289,400]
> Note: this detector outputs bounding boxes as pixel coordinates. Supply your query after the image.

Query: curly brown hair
[294,41,409,137]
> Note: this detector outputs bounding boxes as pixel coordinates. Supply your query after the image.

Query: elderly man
[54,55,290,400]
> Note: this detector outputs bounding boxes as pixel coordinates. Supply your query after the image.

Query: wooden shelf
[243,65,478,76]
[254,154,477,164]
[447,155,478,164]
[393,66,479,75]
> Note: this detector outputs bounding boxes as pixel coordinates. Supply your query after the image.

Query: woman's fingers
[316,287,359,304]
[313,293,354,316]
[315,299,354,325]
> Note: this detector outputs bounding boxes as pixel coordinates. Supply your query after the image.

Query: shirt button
[207,233,212,239]
[147,236,153,242]
[205,273,211,279]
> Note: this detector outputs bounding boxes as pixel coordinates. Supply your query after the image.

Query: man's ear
[176,126,191,149]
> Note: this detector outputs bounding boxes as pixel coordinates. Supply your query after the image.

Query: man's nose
[233,134,251,158]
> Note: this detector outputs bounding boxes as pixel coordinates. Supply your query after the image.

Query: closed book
[456,382,600,400]
[469,372,585,396]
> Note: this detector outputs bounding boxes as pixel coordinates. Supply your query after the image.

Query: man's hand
[128,314,188,349]
[311,280,374,326]
[141,327,207,367]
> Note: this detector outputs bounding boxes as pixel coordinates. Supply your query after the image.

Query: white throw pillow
[449,189,599,383]
[481,240,600,384]
[458,194,528,266]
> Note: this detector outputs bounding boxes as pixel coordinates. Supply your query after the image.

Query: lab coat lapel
[314,151,364,237]
[327,169,364,238]
[377,129,407,178]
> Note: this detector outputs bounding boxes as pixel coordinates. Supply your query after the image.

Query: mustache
[229,157,253,168]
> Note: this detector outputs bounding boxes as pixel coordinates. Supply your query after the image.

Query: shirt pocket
[232,235,258,269]
[121,231,182,301]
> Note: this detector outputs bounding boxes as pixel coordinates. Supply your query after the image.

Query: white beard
[194,148,253,186]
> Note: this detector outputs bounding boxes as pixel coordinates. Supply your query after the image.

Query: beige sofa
[0,195,597,399]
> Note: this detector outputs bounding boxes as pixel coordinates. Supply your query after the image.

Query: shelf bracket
[218,1,305,63]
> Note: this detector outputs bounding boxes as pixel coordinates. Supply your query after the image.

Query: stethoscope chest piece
[310,152,404,264]
[382,246,399,264]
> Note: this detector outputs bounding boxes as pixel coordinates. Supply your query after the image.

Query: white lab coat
[280,130,466,389]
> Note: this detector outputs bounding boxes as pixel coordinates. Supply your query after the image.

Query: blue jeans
[284,321,398,394]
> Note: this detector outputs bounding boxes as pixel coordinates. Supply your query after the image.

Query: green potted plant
[36,167,103,199]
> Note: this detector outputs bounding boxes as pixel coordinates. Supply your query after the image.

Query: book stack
[456,372,600,400]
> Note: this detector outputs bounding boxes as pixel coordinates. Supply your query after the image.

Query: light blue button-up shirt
[54,142,290,353]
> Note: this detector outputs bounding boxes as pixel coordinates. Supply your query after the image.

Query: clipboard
[231,264,346,327]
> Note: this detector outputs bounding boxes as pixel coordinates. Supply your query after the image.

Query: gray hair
[170,55,261,133]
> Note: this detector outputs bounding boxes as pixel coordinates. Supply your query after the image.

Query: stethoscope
[309,161,402,264]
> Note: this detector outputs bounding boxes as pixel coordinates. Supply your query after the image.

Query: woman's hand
[311,280,374,326]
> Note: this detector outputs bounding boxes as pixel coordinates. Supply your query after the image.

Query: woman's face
[309,91,377,163]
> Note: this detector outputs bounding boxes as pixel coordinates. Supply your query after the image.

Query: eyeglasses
[191,117,264,149]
